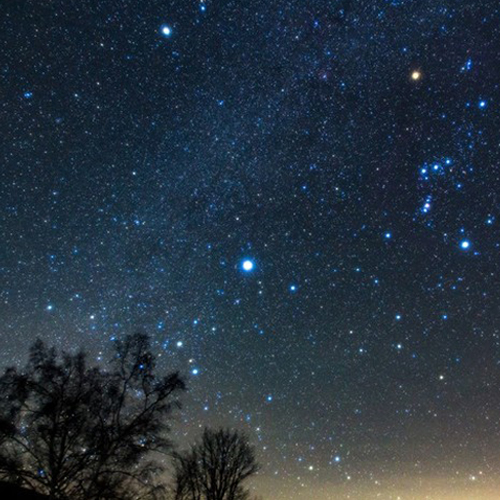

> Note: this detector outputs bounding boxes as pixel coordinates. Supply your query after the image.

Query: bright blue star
[290,284,297,292]
[160,24,172,37]
[191,368,199,376]
[266,395,273,402]
[241,259,255,272]
[23,91,33,99]
[460,240,471,250]
[384,232,392,239]
[479,100,487,109]
[46,304,54,311]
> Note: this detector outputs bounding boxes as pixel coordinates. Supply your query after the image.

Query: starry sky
[2,1,500,498]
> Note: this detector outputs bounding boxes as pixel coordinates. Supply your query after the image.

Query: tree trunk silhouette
[0,334,185,500]
[172,428,259,500]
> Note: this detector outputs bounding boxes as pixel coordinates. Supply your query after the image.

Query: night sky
[2,1,500,498]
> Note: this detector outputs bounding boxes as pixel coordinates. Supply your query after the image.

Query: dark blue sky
[2,1,500,498]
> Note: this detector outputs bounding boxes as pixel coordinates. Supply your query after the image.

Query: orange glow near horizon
[251,472,500,500]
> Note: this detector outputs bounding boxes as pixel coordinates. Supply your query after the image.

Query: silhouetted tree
[172,428,259,500]
[0,334,185,500]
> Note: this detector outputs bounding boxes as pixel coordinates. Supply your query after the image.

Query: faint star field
[2,1,500,499]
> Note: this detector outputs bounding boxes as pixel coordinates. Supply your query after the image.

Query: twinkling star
[241,259,255,272]
[160,24,172,37]
[411,70,422,81]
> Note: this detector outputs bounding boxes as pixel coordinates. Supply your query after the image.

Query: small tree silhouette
[172,428,259,500]
[0,334,185,499]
